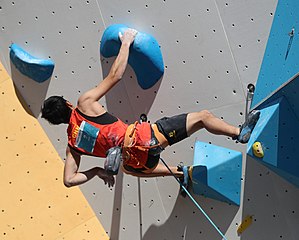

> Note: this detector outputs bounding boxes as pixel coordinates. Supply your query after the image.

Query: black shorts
[155,113,188,145]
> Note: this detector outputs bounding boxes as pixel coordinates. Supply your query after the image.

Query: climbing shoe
[236,110,260,143]
[177,163,193,197]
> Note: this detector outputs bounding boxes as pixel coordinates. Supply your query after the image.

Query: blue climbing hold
[10,43,55,83]
[100,24,164,89]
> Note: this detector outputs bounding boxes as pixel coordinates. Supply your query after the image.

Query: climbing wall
[1,0,299,240]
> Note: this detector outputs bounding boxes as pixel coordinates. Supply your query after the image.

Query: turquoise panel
[253,0,299,107]
[276,97,299,179]
[256,73,299,120]
[9,43,55,83]
[100,24,164,89]
[192,141,242,205]
[248,96,299,187]
[247,99,280,166]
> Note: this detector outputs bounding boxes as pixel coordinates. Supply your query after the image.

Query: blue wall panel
[248,96,299,187]
[253,0,299,107]
[247,99,280,166]
[192,141,242,205]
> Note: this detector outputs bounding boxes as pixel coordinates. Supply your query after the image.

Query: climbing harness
[122,121,162,173]
[159,157,229,240]
[122,121,151,170]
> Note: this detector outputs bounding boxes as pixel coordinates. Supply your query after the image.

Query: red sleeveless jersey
[67,109,128,157]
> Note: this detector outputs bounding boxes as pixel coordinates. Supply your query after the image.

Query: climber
[41,28,260,189]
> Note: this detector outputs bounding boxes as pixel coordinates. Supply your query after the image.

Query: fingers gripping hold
[119,28,138,45]
[100,24,164,89]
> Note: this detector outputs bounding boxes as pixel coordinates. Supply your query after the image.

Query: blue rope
[159,157,228,240]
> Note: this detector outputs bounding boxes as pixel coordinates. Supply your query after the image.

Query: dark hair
[41,96,72,125]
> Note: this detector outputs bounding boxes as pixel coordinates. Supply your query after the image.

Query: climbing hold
[100,24,164,89]
[192,141,243,205]
[252,142,264,158]
[237,215,253,235]
[9,43,55,83]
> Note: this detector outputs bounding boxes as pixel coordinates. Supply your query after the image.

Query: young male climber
[41,28,260,189]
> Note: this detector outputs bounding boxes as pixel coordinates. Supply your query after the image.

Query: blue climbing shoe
[237,110,260,143]
[177,163,192,197]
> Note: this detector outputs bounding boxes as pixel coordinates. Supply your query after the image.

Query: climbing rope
[159,157,229,240]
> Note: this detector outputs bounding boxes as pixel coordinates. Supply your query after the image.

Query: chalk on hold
[10,43,55,83]
[100,24,164,89]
